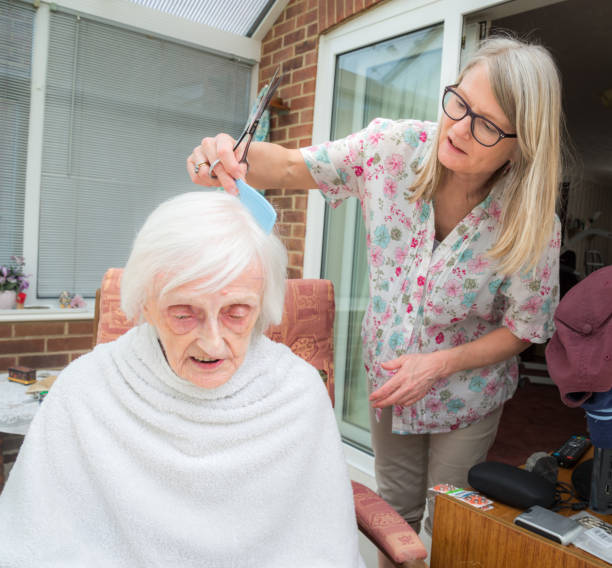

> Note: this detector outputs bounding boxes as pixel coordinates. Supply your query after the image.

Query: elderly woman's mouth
[190,356,223,368]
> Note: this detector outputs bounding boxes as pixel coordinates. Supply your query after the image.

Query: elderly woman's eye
[225,305,251,320]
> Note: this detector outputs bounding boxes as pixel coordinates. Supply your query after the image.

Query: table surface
[430,449,612,568]
[0,371,56,435]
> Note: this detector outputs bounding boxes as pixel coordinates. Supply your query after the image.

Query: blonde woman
[188,36,563,559]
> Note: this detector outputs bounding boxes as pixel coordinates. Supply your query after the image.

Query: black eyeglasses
[442,85,517,147]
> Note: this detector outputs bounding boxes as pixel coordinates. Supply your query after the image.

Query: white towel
[0,324,364,567]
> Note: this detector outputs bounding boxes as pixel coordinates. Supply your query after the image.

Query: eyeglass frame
[442,85,517,147]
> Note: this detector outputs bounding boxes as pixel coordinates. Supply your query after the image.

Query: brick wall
[0,319,94,372]
[260,0,385,278]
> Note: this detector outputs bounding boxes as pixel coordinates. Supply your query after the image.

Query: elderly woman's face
[143,264,264,388]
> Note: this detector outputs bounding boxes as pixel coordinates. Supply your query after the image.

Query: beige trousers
[369,404,503,534]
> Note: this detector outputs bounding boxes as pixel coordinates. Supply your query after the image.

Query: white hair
[121,191,287,335]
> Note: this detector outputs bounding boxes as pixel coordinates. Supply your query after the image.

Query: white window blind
[38,10,251,297]
[0,0,34,266]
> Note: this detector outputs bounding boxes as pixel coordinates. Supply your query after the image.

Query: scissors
[197,66,282,178]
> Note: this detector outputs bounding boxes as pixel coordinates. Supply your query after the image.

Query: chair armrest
[352,481,428,567]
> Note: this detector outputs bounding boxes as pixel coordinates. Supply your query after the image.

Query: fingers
[186,134,246,195]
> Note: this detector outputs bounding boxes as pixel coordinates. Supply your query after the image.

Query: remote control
[552,435,591,468]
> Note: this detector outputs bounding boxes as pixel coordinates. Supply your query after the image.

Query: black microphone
[525,451,559,485]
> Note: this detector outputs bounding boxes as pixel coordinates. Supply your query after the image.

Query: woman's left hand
[369,351,450,408]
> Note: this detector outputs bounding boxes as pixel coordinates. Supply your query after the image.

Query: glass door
[321,25,444,450]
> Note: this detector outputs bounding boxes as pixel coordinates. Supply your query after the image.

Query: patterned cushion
[95,269,335,404]
[351,481,428,563]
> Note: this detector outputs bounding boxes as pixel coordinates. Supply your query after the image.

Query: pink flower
[426,398,443,412]
[451,331,467,346]
[352,165,364,177]
[406,303,413,314]
[366,157,374,167]
[395,266,402,276]
[435,332,445,344]
[521,296,543,315]
[383,178,397,198]
[467,256,490,273]
[369,132,384,145]
[395,246,409,264]
[419,131,427,142]
[384,153,405,176]
[488,201,502,221]
[410,238,418,248]
[444,279,461,297]
[371,246,384,267]
[541,264,551,282]
[417,275,425,286]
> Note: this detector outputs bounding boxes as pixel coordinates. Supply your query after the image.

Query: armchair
[94,268,428,567]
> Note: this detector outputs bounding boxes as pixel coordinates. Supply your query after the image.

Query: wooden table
[430,451,612,568]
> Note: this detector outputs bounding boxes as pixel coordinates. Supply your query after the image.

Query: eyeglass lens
[442,90,502,147]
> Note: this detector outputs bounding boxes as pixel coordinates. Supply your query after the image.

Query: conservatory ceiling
[126,0,277,36]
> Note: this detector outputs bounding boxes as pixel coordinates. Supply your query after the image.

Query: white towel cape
[0,324,364,567]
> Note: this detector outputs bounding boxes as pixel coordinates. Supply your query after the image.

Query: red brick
[283,210,306,223]
[295,38,317,55]
[304,51,317,66]
[302,78,316,94]
[293,65,317,83]
[272,46,294,64]
[297,9,318,28]
[47,336,93,352]
[298,137,313,147]
[68,320,94,334]
[285,1,305,19]
[284,188,310,196]
[270,127,288,142]
[326,1,335,29]
[279,83,302,100]
[336,0,345,23]
[286,238,305,251]
[355,0,364,11]
[283,28,305,47]
[289,94,315,110]
[0,324,11,338]
[0,338,45,355]
[0,356,17,371]
[307,22,319,37]
[259,55,272,69]
[300,108,314,123]
[294,195,308,210]
[14,321,65,337]
[262,37,282,54]
[306,0,317,9]
[274,19,296,38]
[289,124,313,139]
[275,223,292,237]
[287,266,303,279]
[289,251,304,266]
[278,112,301,127]
[19,353,69,370]
[268,196,293,210]
[70,352,88,362]
[282,55,304,73]
[292,224,307,238]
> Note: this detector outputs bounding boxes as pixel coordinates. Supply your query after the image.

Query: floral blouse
[301,118,561,434]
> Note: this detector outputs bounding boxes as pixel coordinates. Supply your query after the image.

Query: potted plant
[0,256,30,309]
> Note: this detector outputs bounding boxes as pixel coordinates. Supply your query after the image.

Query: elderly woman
[0,192,364,567]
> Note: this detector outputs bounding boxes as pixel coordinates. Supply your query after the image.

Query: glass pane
[321,24,443,447]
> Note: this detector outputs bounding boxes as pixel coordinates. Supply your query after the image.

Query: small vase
[0,290,17,309]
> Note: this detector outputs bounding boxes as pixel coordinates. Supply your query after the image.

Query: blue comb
[235,178,277,234]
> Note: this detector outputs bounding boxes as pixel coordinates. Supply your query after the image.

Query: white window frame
[5,0,262,322]
[303,0,565,470]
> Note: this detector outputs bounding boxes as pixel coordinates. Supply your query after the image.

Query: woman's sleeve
[500,216,562,343]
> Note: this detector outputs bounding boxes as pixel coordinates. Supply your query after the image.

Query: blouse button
[581,323,593,335]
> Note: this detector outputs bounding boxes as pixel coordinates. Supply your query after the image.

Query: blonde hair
[411,36,564,275]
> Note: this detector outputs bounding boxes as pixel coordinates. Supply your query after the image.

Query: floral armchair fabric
[94,268,427,567]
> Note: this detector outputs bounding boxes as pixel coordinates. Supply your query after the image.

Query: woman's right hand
[187,133,248,196]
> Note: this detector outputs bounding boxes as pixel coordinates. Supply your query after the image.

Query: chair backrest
[94,268,335,405]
